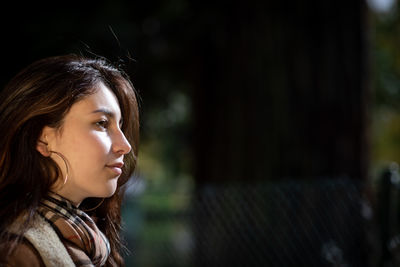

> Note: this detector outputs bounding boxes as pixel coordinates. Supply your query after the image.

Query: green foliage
[369,6,400,176]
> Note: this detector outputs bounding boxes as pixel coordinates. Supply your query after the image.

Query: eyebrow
[92,108,115,117]
[92,108,123,124]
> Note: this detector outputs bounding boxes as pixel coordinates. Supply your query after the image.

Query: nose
[112,129,132,155]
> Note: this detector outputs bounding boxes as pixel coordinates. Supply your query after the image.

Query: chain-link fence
[122,177,384,267]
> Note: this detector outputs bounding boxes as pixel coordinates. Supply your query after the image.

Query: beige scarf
[38,192,110,267]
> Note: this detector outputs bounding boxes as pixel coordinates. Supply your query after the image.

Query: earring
[82,198,105,212]
[50,150,69,185]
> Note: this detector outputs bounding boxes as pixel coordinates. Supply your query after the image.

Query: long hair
[0,54,139,266]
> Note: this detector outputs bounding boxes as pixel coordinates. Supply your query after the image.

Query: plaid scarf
[38,192,110,267]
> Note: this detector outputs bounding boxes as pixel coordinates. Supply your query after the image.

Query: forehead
[69,83,121,118]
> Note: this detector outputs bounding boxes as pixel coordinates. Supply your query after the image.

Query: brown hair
[0,54,139,266]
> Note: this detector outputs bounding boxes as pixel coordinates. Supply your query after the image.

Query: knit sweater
[5,214,75,267]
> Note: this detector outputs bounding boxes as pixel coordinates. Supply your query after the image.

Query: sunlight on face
[48,83,131,205]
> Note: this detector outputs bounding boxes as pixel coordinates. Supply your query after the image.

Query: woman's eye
[96,120,109,129]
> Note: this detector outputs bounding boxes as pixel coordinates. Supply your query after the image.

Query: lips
[107,162,124,168]
[106,162,124,175]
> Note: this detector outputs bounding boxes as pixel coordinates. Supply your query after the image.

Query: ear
[36,126,53,157]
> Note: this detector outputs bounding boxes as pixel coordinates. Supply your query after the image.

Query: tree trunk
[189,0,370,183]
[187,0,372,266]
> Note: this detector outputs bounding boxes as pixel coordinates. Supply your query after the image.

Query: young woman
[0,54,139,266]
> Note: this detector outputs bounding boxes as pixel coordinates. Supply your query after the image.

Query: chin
[104,189,117,198]
[90,178,119,198]
[102,181,118,197]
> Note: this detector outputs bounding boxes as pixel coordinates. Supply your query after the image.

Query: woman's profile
[0,54,139,266]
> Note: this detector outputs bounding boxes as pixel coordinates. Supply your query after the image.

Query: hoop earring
[50,151,69,185]
[82,198,105,212]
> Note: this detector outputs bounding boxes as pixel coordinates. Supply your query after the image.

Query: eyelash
[95,119,123,131]
[96,119,109,129]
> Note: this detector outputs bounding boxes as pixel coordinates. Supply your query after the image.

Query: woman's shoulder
[0,237,45,267]
[5,213,75,267]
[2,212,74,267]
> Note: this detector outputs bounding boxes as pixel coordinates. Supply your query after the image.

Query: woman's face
[41,83,131,205]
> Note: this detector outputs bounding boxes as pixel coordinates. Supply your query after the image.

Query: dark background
[2,0,400,266]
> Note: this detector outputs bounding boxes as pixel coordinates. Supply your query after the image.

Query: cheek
[66,131,112,166]
[84,133,111,157]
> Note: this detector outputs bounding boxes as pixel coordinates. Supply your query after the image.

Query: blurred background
[2,0,400,266]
